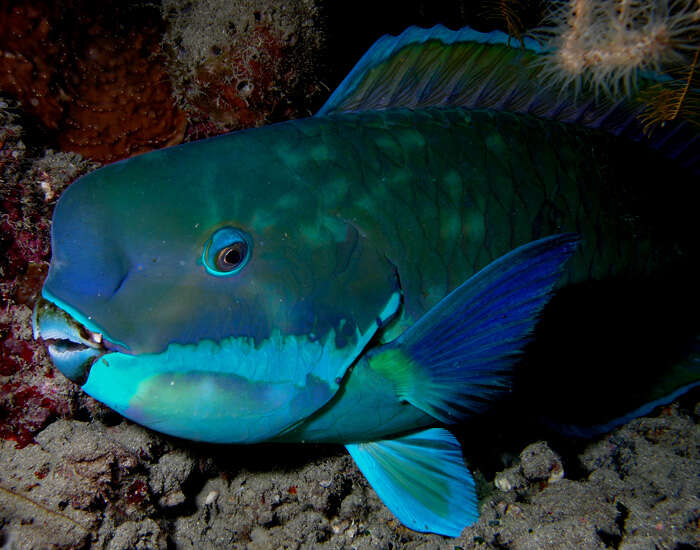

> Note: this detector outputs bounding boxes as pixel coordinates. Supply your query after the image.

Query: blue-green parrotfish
[33,26,699,536]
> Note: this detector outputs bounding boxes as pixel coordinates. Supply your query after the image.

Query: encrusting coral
[0,3,64,130]
[0,0,186,163]
[56,20,187,162]
[0,0,328,159]
[161,0,326,139]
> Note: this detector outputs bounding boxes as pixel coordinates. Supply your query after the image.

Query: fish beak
[33,298,107,385]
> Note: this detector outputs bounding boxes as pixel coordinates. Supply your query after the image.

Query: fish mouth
[33,298,109,385]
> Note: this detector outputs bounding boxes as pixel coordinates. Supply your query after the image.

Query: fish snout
[33,298,106,385]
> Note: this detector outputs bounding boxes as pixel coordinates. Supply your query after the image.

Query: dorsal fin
[318,24,698,174]
[317,25,544,116]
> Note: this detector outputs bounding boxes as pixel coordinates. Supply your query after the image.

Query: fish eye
[202,227,252,276]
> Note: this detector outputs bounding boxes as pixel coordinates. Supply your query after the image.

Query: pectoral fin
[370,233,580,423]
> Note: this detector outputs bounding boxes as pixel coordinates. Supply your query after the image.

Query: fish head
[34,131,401,442]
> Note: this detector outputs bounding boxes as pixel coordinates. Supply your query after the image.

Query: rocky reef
[0,0,326,160]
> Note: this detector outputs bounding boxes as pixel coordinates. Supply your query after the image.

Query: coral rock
[106,519,168,550]
[162,0,325,139]
[0,3,64,129]
[148,450,196,509]
[58,25,187,162]
[0,1,186,163]
[519,441,565,483]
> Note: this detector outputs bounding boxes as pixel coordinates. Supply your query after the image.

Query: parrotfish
[33,26,699,536]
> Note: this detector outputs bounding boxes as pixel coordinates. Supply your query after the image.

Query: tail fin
[546,338,700,439]
[369,233,579,423]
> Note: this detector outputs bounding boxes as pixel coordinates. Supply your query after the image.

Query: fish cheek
[92,259,254,354]
[125,372,298,443]
[81,339,339,444]
[125,372,333,444]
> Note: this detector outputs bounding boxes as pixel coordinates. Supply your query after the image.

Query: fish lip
[33,298,106,349]
[46,340,100,386]
[33,298,110,385]
[42,337,104,386]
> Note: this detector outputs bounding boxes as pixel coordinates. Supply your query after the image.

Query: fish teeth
[33,298,106,350]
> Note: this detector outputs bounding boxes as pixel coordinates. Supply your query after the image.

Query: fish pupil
[216,241,247,271]
[225,246,242,265]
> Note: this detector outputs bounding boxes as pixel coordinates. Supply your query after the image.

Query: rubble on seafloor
[0,398,698,549]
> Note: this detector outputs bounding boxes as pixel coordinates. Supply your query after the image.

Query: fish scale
[289,108,676,318]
